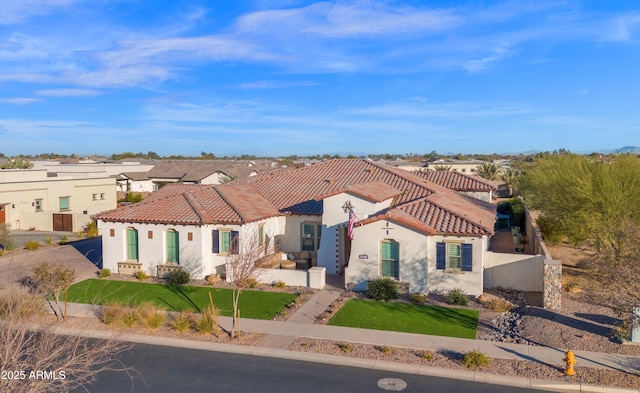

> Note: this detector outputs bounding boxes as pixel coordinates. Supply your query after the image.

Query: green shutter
[167,230,179,263]
[127,229,138,260]
[380,241,399,279]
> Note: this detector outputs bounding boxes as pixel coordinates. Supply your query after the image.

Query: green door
[167,230,179,263]
[127,228,138,260]
[380,240,399,279]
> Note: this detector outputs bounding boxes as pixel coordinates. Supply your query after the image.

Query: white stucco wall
[0,170,116,232]
[345,221,488,296]
[278,215,322,253]
[461,190,493,203]
[483,252,545,292]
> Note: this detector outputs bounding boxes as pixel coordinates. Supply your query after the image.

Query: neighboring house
[422,158,488,174]
[0,170,116,232]
[95,159,497,296]
[116,160,277,197]
[411,170,497,203]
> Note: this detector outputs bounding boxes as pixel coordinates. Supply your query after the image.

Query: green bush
[445,288,469,306]
[367,278,399,301]
[536,215,564,245]
[273,280,286,289]
[85,221,99,238]
[338,343,352,353]
[98,268,111,278]
[241,277,258,288]
[170,311,193,332]
[461,350,490,369]
[420,351,435,361]
[167,269,191,286]
[24,240,40,251]
[507,198,525,228]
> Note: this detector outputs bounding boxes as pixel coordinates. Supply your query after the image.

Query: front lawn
[328,299,479,339]
[67,279,297,320]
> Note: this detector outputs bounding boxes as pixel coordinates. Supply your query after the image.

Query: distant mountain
[613,146,640,154]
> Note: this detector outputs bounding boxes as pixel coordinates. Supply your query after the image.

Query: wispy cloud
[0,0,79,25]
[0,97,39,104]
[238,80,318,89]
[347,100,535,118]
[37,88,101,97]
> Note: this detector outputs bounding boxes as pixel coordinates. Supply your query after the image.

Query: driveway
[0,244,99,292]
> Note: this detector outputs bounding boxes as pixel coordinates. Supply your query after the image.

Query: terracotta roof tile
[413,171,496,191]
[315,181,402,203]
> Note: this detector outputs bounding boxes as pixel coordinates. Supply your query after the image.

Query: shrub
[100,304,123,325]
[45,236,52,245]
[367,277,399,301]
[536,215,564,245]
[409,293,428,304]
[273,280,286,289]
[338,343,352,353]
[0,223,16,251]
[420,351,435,361]
[483,298,514,313]
[167,269,191,286]
[120,309,137,327]
[461,350,490,369]
[170,311,193,332]
[0,293,45,319]
[0,249,3,257]
[134,270,149,281]
[24,241,40,251]
[194,311,215,335]
[379,346,392,355]
[98,268,111,278]
[241,277,258,289]
[136,302,166,330]
[507,198,525,228]
[445,288,469,306]
[58,235,68,245]
[85,221,99,237]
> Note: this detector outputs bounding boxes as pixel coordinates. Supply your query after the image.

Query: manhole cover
[377,377,408,391]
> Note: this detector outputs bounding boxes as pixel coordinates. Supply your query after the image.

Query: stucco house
[95,159,496,295]
[0,170,116,232]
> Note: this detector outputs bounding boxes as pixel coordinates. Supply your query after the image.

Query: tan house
[0,170,116,232]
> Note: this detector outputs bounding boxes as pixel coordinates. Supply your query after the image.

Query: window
[59,197,70,211]
[148,231,153,239]
[35,199,43,211]
[110,228,115,237]
[127,228,138,261]
[212,230,238,255]
[188,232,193,241]
[167,230,179,263]
[436,242,473,272]
[258,224,264,247]
[92,194,97,201]
[301,222,322,252]
[100,193,105,200]
[380,240,400,280]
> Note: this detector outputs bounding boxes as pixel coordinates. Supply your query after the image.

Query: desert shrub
[445,288,469,306]
[0,249,3,257]
[99,301,124,325]
[241,277,258,288]
[461,350,490,369]
[507,198,525,228]
[484,298,514,313]
[420,351,435,361]
[273,280,286,289]
[98,268,111,278]
[0,293,45,319]
[134,270,149,281]
[367,277,399,301]
[379,346,392,354]
[170,311,193,332]
[338,343,352,353]
[85,221,99,237]
[24,240,40,251]
[409,293,428,304]
[563,281,581,293]
[58,234,68,245]
[0,223,15,251]
[120,309,137,327]
[194,311,215,335]
[167,269,191,286]
[45,236,52,244]
[136,302,166,330]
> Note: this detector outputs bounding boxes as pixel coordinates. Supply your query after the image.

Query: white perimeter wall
[483,252,545,292]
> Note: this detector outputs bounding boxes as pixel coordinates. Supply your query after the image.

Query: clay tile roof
[413,171,496,192]
[315,180,402,203]
[215,182,280,223]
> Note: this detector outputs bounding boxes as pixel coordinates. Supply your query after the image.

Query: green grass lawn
[328,299,479,339]
[67,279,297,320]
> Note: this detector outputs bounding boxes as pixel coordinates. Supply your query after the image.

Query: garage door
[53,214,73,231]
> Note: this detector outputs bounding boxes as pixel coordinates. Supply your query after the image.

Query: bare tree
[0,293,135,393]
[225,228,266,337]
[31,262,77,320]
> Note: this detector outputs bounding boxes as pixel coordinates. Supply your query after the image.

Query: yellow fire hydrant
[564,350,576,376]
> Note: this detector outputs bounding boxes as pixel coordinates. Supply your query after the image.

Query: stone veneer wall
[543,261,562,310]
[525,209,562,311]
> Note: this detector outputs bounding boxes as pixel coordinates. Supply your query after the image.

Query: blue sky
[0,0,639,157]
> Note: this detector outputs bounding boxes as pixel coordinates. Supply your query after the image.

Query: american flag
[347,209,357,240]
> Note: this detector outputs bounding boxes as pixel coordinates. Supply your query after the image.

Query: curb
[51,325,640,393]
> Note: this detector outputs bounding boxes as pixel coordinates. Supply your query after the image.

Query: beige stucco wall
[483,252,545,292]
[1,170,116,232]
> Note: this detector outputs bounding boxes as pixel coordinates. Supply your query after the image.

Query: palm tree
[501,168,518,196]
[1,157,33,169]
[433,165,452,171]
[475,162,501,181]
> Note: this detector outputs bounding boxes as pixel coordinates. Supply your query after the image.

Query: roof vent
[366,168,375,173]
[326,178,335,184]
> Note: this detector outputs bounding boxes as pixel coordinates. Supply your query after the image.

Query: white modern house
[94,159,501,295]
[0,170,117,232]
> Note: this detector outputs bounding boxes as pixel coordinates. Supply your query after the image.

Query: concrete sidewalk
[63,300,640,374]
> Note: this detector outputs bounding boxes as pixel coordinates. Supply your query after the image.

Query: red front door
[0,206,5,224]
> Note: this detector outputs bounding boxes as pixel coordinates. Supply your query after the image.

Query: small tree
[225,229,265,338]
[475,162,502,181]
[0,223,15,251]
[1,156,33,169]
[31,262,77,320]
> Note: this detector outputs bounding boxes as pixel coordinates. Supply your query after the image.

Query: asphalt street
[84,343,551,393]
